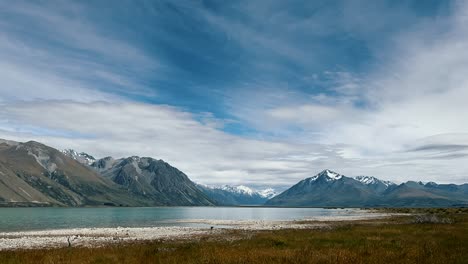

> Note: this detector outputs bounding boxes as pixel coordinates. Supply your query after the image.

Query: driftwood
[67,235,78,247]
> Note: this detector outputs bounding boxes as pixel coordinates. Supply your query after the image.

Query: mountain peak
[220,185,255,195]
[321,169,342,179]
[62,149,96,165]
[200,184,277,198]
[308,169,343,182]
[354,175,381,185]
[197,184,278,205]
[258,188,278,199]
[354,175,395,187]
[0,139,19,146]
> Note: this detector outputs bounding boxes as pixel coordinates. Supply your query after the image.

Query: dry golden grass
[1,209,467,264]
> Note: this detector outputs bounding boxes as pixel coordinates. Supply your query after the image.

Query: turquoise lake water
[0,207,371,232]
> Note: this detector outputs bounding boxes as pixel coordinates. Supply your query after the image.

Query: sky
[0,0,467,189]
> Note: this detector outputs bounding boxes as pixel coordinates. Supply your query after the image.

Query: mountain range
[266,169,468,207]
[60,150,277,206]
[0,140,144,207]
[0,139,213,206]
[197,184,277,206]
[0,139,466,207]
[89,156,214,206]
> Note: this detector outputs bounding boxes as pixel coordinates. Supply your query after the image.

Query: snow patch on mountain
[62,149,96,165]
[325,169,341,179]
[221,185,255,195]
[308,169,343,182]
[354,176,377,184]
[259,188,277,199]
[354,176,395,186]
[202,184,277,198]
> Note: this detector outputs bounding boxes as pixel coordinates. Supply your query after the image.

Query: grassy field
[1,208,467,264]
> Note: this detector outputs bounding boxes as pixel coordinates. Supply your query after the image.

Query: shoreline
[0,227,212,251]
[0,213,395,251]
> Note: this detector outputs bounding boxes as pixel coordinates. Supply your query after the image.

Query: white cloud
[268,105,342,124]
[0,1,158,102]
[0,0,467,188]
[222,1,468,184]
[1,99,467,187]
[0,101,328,187]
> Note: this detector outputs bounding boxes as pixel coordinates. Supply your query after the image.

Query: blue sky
[0,0,467,188]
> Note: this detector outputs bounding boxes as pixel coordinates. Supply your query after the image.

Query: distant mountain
[62,149,96,165]
[354,176,396,193]
[0,140,145,207]
[379,181,468,207]
[2,138,467,208]
[197,184,277,205]
[265,170,378,207]
[90,156,215,206]
[258,188,278,199]
[266,169,468,207]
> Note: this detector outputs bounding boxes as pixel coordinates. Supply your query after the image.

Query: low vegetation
[1,208,467,264]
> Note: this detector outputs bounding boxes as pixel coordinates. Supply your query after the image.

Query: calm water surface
[0,207,370,232]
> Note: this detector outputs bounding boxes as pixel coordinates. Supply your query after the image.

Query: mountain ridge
[197,184,278,205]
[1,139,466,207]
[266,169,468,207]
[89,156,215,206]
[0,140,147,207]
[0,139,214,207]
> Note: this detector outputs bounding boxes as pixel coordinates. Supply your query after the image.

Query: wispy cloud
[220,0,468,183]
[0,0,466,187]
[0,1,158,102]
[0,101,335,188]
[407,144,468,153]
[1,100,467,186]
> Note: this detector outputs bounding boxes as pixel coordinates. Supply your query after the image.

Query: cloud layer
[0,0,467,187]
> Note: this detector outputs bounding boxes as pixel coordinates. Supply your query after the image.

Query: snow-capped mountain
[354,176,396,193]
[62,149,96,165]
[218,185,277,198]
[354,176,395,186]
[220,185,255,195]
[197,184,278,205]
[266,169,377,207]
[307,169,343,182]
[266,169,468,207]
[259,188,277,199]
[4,138,465,208]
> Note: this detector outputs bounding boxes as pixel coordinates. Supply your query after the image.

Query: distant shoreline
[2,203,466,208]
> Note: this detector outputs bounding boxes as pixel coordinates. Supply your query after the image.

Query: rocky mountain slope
[266,169,468,207]
[197,184,277,205]
[61,149,96,165]
[89,156,215,206]
[0,140,145,207]
[0,139,214,206]
[2,138,466,208]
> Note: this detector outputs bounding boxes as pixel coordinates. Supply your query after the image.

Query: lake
[0,207,373,232]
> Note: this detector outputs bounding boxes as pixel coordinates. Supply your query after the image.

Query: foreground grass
[1,209,467,264]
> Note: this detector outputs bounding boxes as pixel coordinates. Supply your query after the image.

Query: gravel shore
[0,213,392,250]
